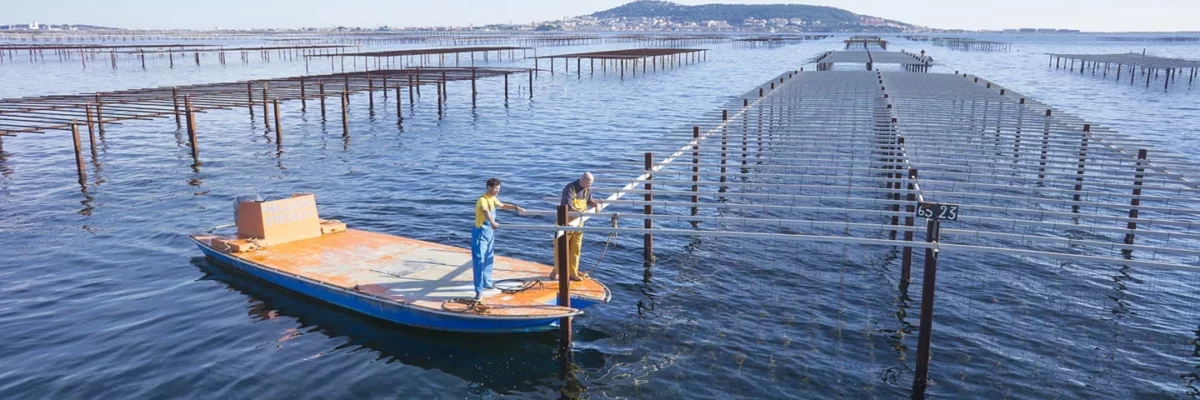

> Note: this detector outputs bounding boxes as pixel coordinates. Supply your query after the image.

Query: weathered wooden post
[94,94,105,138]
[644,152,654,261]
[319,82,327,120]
[408,74,415,104]
[720,110,728,186]
[691,126,700,217]
[341,92,349,135]
[185,96,198,162]
[273,100,282,144]
[243,80,253,115]
[911,217,942,397]
[85,105,97,158]
[1124,149,1148,245]
[901,166,916,289]
[395,86,403,121]
[368,77,375,110]
[1039,109,1051,183]
[71,122,87,183]
[262,82,271,130]
[555,204,573,361]
[172,87,181,126]
[1073,124,1090,205]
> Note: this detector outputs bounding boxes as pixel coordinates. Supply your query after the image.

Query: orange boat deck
[191,229,609,318]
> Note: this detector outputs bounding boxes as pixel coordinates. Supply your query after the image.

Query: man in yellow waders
[553,172,601,281]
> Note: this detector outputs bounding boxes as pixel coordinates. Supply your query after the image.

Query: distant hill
[590,1,915,31]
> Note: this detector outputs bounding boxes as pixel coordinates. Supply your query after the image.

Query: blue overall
[471,211,495,299]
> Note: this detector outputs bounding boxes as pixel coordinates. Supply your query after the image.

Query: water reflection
[192,257,606,397]
[0,135,11,178]
[78,183,95,216]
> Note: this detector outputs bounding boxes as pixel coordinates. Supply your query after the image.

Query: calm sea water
[1,33,1199,399]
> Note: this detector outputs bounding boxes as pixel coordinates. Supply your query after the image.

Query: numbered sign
[917,202,959,221]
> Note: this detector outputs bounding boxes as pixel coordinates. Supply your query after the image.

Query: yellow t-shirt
[474,195,500,228]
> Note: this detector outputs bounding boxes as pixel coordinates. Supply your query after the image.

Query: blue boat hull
[194,240,587,334]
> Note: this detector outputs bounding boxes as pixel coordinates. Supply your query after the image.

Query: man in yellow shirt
[473,177,525,302]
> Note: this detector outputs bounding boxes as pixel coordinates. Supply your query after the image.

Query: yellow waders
[553,193,589,279]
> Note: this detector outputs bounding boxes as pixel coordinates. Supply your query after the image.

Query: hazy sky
[8,0,1198,32]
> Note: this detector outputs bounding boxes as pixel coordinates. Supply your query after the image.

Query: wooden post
[95,95,105,138]
[720,110,728,185]
[1124,149,1148,245]
[396,86,403,121]
[71,122,87,183]
[408,74,415,105]
[262,82,271,130]
[273,100,282,144]
[471,68,477,108]
[247,81,255,116]
[529,69,534,98]
[84,105,98,158]
[185,96,198,161]
[644,152,654,261]
[172,87,181,126]
[319,82,326,120]
[300,79,307,111]
[504,74,509,100]
[555,204,573,361]
[341,92,349,135]
[1074,124,1090,204]
[901,167,916,289]
[368,77,375,110]
[437,82,443,117]
[1039,109,1051,183]
[911,218,942,397]
[691,126,700,217]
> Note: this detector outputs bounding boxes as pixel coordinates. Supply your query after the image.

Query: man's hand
[490,221,499,230]
[517,207,526,217]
